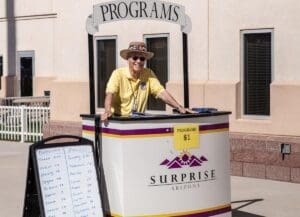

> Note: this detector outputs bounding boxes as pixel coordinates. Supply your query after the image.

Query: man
[101,41,191,122]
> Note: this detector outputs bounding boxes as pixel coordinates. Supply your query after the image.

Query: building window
[96,37,117,108]
[145,35,168,111]
[242,30,272,116]
[0,56,2,89]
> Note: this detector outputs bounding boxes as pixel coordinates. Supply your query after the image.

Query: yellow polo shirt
[106,67,165,116]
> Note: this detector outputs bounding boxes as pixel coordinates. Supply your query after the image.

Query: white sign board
[35,145,103,217]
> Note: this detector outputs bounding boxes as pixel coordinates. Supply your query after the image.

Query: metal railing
[0,96,50,107]
[0,105,50,142]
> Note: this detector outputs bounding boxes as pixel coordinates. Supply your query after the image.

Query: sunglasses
[131,56,146,61]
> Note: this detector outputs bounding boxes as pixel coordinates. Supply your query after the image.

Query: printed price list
[36,145,103,217]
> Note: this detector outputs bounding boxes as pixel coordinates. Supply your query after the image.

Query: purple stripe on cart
[101,127,173,135]
[200,123,229,131]
[82,125,95,131]
[82,122,229,135]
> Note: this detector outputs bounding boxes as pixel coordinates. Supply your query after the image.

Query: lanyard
[129,80,140,112]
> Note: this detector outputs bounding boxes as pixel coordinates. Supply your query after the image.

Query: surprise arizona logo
[160,151,208,169]
[149,124,216,190]
[149,149,216,191]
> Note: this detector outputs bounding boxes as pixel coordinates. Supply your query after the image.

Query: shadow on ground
[232,199,265,217]
[232,210,265,217]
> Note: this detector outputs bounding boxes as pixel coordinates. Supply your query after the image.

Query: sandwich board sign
[22,135,104,217]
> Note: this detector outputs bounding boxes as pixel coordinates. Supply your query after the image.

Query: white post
[20,105,26,143]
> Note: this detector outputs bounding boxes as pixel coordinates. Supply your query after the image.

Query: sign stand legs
[95,116,111,215]
[22,149,40,217]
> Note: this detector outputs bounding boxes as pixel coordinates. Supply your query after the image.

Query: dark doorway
[20,57,33,96]
[96,38,116,108]
[145,36,168,111]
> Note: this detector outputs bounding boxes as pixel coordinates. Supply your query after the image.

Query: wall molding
[0,13,57,22]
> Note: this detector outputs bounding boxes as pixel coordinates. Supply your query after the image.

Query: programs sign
[86,0,192,34]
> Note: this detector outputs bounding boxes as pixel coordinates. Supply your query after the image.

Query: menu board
[35,145,103,217]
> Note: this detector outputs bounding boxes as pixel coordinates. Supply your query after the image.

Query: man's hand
[101,110,112,126]
[177,106,187,114]
[101,92,114,125]
[176,106,197,114]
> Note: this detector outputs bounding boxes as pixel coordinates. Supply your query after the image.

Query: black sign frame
[22,135,104,217]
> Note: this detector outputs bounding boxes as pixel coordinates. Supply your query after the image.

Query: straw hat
[120,41,154,60]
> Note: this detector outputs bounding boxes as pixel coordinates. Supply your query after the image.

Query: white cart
[81,112,231,217]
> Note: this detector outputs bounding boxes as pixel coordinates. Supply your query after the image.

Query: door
[20,57,33,96]
[17,51,34,96]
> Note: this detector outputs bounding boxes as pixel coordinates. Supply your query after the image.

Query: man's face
[128,53,146,73]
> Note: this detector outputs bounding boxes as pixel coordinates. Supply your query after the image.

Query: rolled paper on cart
[131,112,146,116]
[192,107,218,113]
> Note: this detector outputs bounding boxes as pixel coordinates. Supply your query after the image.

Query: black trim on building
[88,34,95,115]
[183,33,189,108]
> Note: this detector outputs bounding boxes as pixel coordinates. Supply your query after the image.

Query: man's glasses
[131,56,146,61]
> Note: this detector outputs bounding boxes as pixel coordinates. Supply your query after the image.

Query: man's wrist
[104,109,112,115]
[175,105,184,110]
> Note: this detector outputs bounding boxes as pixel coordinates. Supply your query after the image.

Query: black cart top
[81,111,231,122]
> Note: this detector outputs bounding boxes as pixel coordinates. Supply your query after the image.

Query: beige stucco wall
[201,0,300,136]
[52,0,90,81]
[50,80,90,122]
[33,77,55,96]
[270,82,300,135]
[0,76,55,98]
[0,0,55,97]
[0,76,17,97]
[185,80,300,136]
[0,8,8,98]
[209,0,300,81]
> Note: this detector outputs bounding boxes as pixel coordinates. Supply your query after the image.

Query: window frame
[93,35,118,110]
[143,33,170,81]
[143,33,169,112]
[0,55,3,75]
[240,29,274,119]
[0,55,3,90]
